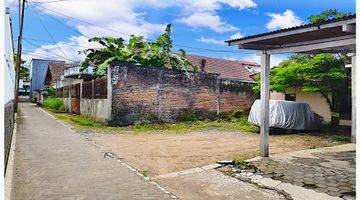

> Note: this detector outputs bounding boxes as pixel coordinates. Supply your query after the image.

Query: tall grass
[43,98,65,112]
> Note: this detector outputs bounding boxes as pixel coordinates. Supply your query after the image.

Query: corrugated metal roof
[226,14,356,43]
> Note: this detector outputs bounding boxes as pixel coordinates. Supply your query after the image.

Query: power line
[23,49,69,61]
[29,0,74,4]
[23,38,74,61]
[28,2,254,54]
[23,37,94,49]
[28,5,92,39]
[30,4,74,61]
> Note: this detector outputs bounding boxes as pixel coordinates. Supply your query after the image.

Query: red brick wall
[110,63,256,125]
[219,80,257,112]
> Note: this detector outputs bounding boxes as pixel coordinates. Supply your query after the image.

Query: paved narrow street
[10,103,174,199]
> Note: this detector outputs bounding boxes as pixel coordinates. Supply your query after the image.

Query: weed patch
[44,98,65,112]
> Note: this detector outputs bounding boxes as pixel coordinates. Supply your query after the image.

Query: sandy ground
[87,130,337,176]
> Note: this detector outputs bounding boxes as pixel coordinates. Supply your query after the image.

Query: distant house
[185,54,258,82]
[44,61,70,88]
[49,55,259,124]
[29,58,62,97]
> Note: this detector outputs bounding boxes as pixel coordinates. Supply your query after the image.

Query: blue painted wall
[29,59,55,96]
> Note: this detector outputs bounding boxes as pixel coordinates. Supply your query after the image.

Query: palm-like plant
[81,24,197,77]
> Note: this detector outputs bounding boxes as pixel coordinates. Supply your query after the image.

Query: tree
[253,54,350,112]
[14,53,29,79]
[253,9,352,115]
[308,9,351,23]
[81,24,197,76]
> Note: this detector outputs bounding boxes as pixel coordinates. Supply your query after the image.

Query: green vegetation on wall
[81,24,197,77]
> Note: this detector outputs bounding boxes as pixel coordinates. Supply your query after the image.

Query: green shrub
[70,115,104,127]
[177,109,217,122]
[44,98,65,112]
[333,135,351,142]
[48,86,56,97]
[138,112,161,124]
[220,109,248,122]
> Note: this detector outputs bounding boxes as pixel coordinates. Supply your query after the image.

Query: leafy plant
[253,54,350,112]
[14,53,29,79]
[44,98,65,112]
[309,9,351,23]
[220,109,248,122]
[81,24,197,77]
[48,86,56,97]
[177,109,202,122]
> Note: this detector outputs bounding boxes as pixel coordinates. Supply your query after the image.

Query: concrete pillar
[107,66,112,122]
[351,54,356,143]
[258,51,270,157]
[68,79,72,113]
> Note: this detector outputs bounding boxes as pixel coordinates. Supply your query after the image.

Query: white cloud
[242,54,288,67]
[230,32,245,39]
[178,12,238,33]
[24,0,256,62]
[23,36,102,63]
[266,9,303,30]
[197,37,225,45]
[143,0,256,13]
[174,0,256,32]
[222,57,238,61]
[24,0,167,63]
[219,0,256,10]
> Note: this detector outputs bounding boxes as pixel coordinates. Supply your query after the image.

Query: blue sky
[7,0,355,66]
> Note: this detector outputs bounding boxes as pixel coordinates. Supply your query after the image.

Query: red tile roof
[185,54,258,82]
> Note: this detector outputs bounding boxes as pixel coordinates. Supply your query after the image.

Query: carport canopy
[226,15,356,157]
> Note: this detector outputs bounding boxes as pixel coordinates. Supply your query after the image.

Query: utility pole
[14,0,26,111]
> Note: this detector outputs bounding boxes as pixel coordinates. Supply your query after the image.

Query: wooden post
[351,54,356,143]
[259,51,270,157]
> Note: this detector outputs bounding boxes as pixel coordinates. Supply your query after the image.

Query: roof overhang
[226,15,356,54]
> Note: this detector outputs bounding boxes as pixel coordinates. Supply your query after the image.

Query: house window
[285,94,296,101]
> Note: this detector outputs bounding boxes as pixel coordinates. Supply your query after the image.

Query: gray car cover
[248,100,321,130]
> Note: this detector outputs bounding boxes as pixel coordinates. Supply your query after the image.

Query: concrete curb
[157,163,222,179]
[235,170,342,200]
[5,113,18,200]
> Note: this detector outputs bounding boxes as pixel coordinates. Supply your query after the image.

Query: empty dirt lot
[83,130,344,176]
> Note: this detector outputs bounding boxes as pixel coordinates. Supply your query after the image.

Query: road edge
[4,113,18,200]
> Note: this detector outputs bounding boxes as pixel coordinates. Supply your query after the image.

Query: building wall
[270,88,332,123]
[295,91,332,123]
[4,12,15,171]
[80,99,111,122]
[110,63,256,125]
[270,91,286,100]
[219,80,257,112]
[30,59,54,96]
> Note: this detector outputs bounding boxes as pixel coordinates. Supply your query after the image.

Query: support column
[68,79,72,113]
[259,51,270,157]
[107,66,113,122]
[351,54,356,143]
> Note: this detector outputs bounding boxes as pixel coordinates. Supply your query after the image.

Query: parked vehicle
[248,100,323,130]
